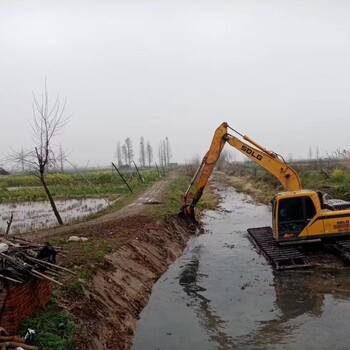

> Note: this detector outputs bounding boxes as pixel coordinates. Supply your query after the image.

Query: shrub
[331,168,346,182]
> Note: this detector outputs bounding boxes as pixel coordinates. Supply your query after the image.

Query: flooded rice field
[0,198,109,234]
[133,183,350,350]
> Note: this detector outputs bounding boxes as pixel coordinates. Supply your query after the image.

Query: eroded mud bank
[72,216,192,350]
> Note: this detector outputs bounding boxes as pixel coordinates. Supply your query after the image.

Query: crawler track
[247,226,310,270]
[329,239,350,265]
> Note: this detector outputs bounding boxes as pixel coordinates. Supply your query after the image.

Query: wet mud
[133,183,350,350]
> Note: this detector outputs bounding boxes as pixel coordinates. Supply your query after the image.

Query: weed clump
[19,303,77,350]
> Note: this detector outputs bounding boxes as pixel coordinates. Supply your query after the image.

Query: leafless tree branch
[7,83,71,225]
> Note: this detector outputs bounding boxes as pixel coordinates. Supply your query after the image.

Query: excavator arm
[180,122,301,221]
[226,135,301,192]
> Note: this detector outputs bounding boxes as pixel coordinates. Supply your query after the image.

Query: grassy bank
[148,165,219,221]
[220,162,350,204]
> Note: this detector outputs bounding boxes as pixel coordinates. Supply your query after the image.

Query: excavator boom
[180,122,301,220]
[226,135,301,192]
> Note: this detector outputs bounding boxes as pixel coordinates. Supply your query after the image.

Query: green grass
[147,166,219,221]
[0,168,162,202]
[18,302,77,350]
[299,168,350,201]
[224,162,350,202]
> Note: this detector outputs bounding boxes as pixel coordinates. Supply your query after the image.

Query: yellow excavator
[180,122,350,247]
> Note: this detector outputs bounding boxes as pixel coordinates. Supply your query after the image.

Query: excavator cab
[272,192,319,242]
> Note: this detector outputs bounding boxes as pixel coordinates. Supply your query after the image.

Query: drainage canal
[133,184,350,350]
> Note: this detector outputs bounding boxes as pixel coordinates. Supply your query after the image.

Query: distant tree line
[115,136,172,168]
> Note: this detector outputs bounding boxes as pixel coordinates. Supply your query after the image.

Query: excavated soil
[26,172,193,349]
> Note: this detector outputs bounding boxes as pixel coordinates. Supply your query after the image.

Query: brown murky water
[132,183,350,350]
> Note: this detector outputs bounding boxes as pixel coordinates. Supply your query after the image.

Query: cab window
[278,196,316,236]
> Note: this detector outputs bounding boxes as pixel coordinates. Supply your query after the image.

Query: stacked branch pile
[0,236,76,345]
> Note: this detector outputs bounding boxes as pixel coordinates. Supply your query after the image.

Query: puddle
[0,198,110,234]
[133,183,350,350]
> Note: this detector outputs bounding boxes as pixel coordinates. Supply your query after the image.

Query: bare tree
[158,140,165,167]
[9,84,70,225]
[165,137,172,165]
[57,144,65,172]
[216,149,233,170]
[146,141,153,166]
[139,137,146,167]
[19,147,25,173]
[315,146,320,160]
[121,144,128,165]
[124,137,134,165]
[191,154,201,166]
[115,141,122,167]
[308,145,313,160]
[158,138,172,167]
[332,148,350,160]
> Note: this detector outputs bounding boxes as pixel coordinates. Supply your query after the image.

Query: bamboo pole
[111,162,133,193]
[25,256,77,275]
[133,161,144,182]
[31,269,63,286]
[5,213,13,236]
[0,273,23,284]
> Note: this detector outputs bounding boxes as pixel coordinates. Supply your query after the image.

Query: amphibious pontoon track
[247,226,310,270]
[329,239,350,265]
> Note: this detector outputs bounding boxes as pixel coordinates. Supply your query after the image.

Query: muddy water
[0,198,109,234]
[133,184,350,350]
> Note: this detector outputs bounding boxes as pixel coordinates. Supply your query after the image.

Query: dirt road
[26,171,179,242]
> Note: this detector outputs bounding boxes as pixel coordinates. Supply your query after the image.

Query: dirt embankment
[28,171,193,349]
[75,216,191,350]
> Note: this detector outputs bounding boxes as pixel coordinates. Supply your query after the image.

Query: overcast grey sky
[1,0,350,167]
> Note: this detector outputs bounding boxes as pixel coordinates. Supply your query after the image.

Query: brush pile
[0,236,75,286]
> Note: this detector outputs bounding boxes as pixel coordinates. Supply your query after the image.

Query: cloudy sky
[1,0,350,167]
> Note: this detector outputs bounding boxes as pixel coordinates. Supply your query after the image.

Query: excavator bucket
[178,203,199,225]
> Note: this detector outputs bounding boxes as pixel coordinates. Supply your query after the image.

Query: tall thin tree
[125,137,134,165]
[116,141,122,167]
[165,137,172,166]
[139,136,146,167]
[57,144,65,172]
[146,141,153,166]
[158,141,164,167]
[121,144,128,165]
[19,146,25,173]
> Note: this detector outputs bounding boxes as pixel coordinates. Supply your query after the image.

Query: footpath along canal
[132,182,350,350]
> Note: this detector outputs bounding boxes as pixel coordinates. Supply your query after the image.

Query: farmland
[0,168,162,203]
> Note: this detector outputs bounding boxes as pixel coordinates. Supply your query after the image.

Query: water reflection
[179,256,329,350]
[0,198,109,234]
[179,246,236,350]
[240,272,325,349]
